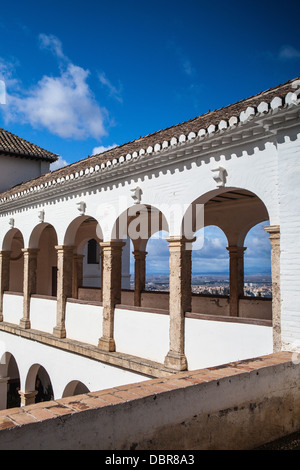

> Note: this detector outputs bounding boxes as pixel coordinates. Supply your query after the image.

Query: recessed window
[87,239,99,264]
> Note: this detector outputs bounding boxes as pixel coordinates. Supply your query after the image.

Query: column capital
[21,248,39,256]
[264,225,280,244]
[226,246,247,256]
[0,376,10,384]
[166,236,196,251]
[132,250,148,258]
[0,250,11,256]
[100,240,126,250]
[18,390,38,407]
[264,225,280,235]
[55,245,75,253]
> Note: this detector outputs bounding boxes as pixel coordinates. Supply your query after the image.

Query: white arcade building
[0,76,299,410]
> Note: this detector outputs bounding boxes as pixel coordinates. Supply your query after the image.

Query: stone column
[98,241,125,352]
[72,254,84,299]
[0,251,11,322]
[99,248,103,303]
[164,237,194,371]
[265,225,281,352]
[18,390,38,407]
[0,376,9,410]
[226,246,246,317]
[53,245,74,339]
[133,250,147,307]
[20,248,39,329]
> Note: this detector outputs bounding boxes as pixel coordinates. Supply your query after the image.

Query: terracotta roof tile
[0,128,58,162]
[0,76,299,201]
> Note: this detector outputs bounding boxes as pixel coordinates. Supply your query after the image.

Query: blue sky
[135,223,272,278]
[0,0,299,275]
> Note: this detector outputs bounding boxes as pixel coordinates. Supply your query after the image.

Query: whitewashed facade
[0,77,299,408]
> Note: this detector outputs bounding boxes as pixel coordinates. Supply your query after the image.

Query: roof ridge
[0,75,299,201]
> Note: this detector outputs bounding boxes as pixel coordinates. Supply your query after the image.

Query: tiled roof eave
[0,127,58,163]
[0,149,57,162]
[0,77,299,206]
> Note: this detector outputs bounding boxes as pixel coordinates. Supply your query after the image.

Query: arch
[0,352,21,409]
[181,187,270,245]
[64,215,103,247]
[64,217,103,295]
[28,222,58,249]
[2,229,25,293]
[25,364,53,403]
[27,223,58,297]
[62,380,90,398]
[2,227,24,252]
[110,203,169,246]
[184,189,271,319]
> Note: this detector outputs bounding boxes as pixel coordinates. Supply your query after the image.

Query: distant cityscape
[131,274,272,298]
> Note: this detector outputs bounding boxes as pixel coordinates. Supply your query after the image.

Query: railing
[1,290,273,370]
[30,295,56,333]
[3,292,23,325]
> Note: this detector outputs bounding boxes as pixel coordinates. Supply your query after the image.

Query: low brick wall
[0,352,299,450]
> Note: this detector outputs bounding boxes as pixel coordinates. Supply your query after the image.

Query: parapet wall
[0,352,299,450]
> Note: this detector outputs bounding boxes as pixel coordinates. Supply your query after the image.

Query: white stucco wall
[114,307,169,363]
[0,155,49,194]
[0,94,299,392]
[2,293,23,325]
[185,316,273,370]
[65,301,103,346]
[30,296,57,333]
[277,130,300,351]
[0,330,148,400]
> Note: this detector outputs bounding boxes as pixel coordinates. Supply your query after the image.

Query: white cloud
[278,45,300,60]
[38,33,67,61]
[0,80,5,104]
[98,72,123,103]
[1,34,108,140]
[92,143,117,155]
[50,155,69,171]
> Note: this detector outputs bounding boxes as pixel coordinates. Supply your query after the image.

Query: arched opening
[0,353,21,409]
[25,364,54,404]
[62,380,90,398]
[29,223,58,297]
[145,230,170,290]
[2,228,24,293]
[192,225,229,288]
[243,221,272,297]
[186,188,270,319]
[111,204,169,308]
[64,216,103,301]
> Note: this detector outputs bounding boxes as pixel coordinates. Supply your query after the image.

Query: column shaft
[133,250,147,307]
[265,225,281,352]
[164,237,193,371]
[227,246,246,317]
[72,254,84,299]
[0,376,9,410]
[20,248,39,329]
[0,251,11,322]
[98,241,125,351]
[53,245,74,339]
